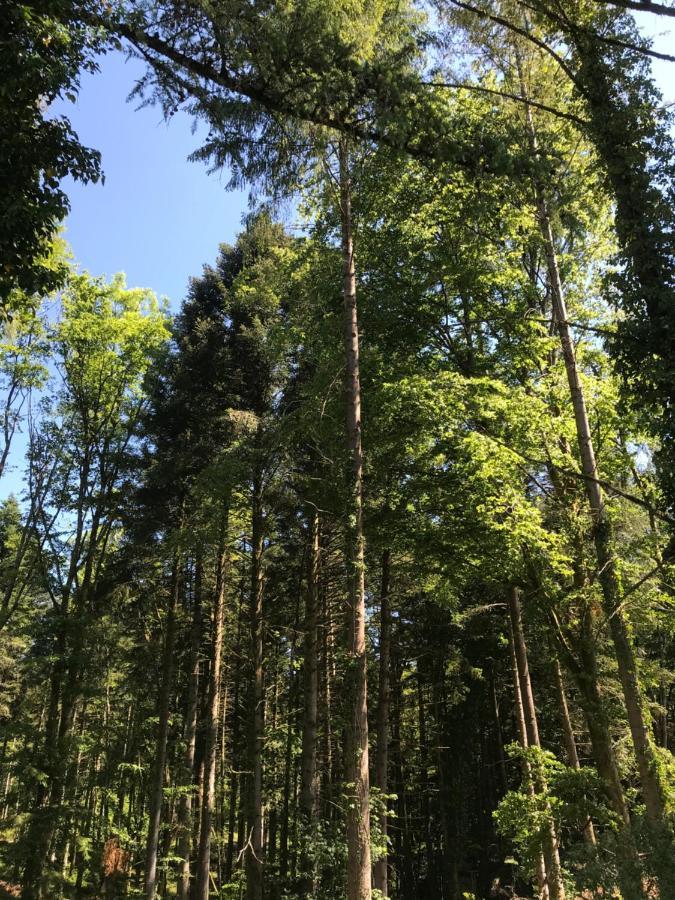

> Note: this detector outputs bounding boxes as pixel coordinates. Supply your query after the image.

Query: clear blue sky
[54,51,249,311]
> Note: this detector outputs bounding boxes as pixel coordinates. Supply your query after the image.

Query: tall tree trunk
[508,617,549,900]
[196,515,229,900]
[279,646,297,886]
[320,564,335,811]
[555,614,645,900]
[416,662,432,883]
[522,81,669,831]
[338,137,371,900]
[509,588,565,900]
[373,549,391,898]
[177,557,203,900]
[552,658,596,845]
[144,559,180,900]
[299,510,320,895]
[225,589,245,884]
[246,479,265,900]
[491,668,508,795]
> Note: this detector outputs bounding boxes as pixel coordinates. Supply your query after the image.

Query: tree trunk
[299,510,320,895]
[338,136,371,900]
[508,611,549,900]
[246,480,265,900]
[553,658,596,845]
[196,515,229,900]
[523,87,669,831]
[177,557,203,899]
[225,590,245,884]
[509,588,565,900]
[144,559,180,899]
[373,549,391,898]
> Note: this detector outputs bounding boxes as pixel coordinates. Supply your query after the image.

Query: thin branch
[519,0,675,62]
[422,80,589,125]
[446,0,581,84]
[592,0,675,19]
[477,429,675,526]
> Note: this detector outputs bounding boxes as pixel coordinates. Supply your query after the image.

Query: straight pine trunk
[508,588,565,900]
[508,617,549,900]
[299,510,320,895]
[225,591,245,883]
[553,658,596,845]
[338,137,371,900]
[373,549,391,897]
[144,559,180,899]
[196,516,229,900]
[246,481,265,900]
[177,557,202,899]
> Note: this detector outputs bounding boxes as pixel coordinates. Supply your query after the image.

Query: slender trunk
[177,558,203,900]
[508,619,549,900]
[320,567,334,810]
[509,589,565,900]
[196,517,229,900]
[416,664,431,881]
[225,592,244,883]
[373,549,391,898]
[491,669,508,795]
[246,481,265,900]
[338,137,371,900]
[553,659,596,845]
[299,510,320,895]
[522,82,669,831]
[279,652,296,884]
[144,559,180,899]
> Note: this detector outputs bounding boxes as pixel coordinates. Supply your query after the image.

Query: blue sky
[55,51,250,311]
[55,16,675,312]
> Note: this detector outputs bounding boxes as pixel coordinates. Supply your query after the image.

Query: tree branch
[593,0,675,18]
[422,80,589,125]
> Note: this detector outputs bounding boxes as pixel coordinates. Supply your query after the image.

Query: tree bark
[523,85,669,831]
[553,658,596,845]
[196,514,229,900]
[299,510,320,895]
[144,559,180,900]
[509,589,567,900]
[177,557,202,899]
[338,137,371,900]
[373,549,391,898]
[246,480,265,900]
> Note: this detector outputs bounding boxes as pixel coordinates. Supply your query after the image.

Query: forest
[2,1,675,898]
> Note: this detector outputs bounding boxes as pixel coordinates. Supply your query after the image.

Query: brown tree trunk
[521,83,669,831]
[373,549,391,897]
[196,515,230,900]
[279,646,298,885]
[225,589,245,884]
[338,137,371,900]
[553,658,596,845]
[144,559,180,899]
[509,589,565,900]
[320,563,335,810]
[508,607,549,900]
[510,592,565,900]
[246,481,265,900]
[299,510,320,895]
[177,557,203,899]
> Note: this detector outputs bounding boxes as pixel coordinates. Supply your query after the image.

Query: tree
[0,2,102,309]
